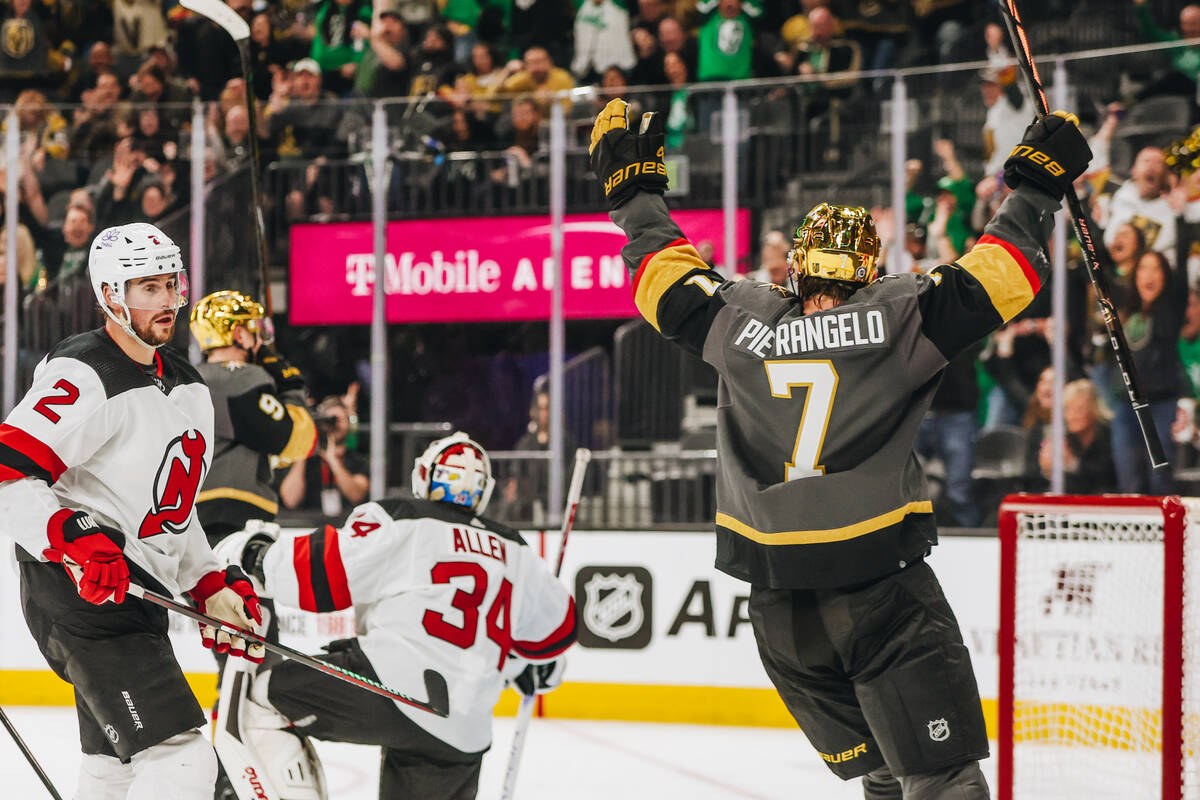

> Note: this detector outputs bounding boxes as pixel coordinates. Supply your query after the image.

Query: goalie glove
[189,566,265,663]
[211,522,279,597]
[1002,110,1092,201]
[44,509,130,605]
[513,658,566,697]
[589,97,668,210]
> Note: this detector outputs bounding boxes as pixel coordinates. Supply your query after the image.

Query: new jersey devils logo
[139,430,207,538]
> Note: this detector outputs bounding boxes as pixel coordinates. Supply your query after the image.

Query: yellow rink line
[0,669,1000,735]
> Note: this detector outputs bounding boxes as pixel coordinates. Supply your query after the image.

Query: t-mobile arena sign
[288,210,749,325]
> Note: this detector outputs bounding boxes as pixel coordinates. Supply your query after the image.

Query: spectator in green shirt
[1179,286,1200,398]
[1133,0,1200,98]
[696,0,759,82]
[310,0,373,96]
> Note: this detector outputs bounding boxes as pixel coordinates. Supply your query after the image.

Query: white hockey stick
[179,0,273,314]
[500,447,591,800]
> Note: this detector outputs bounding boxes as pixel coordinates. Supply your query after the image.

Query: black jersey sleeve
[226,386,317,462]
[914,185,1059,360]
[610,193,729,357]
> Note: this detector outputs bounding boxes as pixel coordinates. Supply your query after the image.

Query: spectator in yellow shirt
[494,46,575,111]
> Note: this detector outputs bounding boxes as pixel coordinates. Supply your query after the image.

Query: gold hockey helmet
[788,203,880,286]
[189,290,272,350]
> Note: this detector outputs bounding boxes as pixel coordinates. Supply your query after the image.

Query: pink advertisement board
[288,209,750,325]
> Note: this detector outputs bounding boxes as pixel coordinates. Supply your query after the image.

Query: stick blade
[180,0,250,41]
[423,669,450,717]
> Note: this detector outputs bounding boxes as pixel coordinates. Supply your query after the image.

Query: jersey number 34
[764,360,839,481]
[422,561,514,670]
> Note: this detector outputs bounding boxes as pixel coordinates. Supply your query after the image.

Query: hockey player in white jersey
[0,223,264,800]
[213,432,576,800]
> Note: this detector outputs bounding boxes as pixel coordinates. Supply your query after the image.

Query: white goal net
[998,495,1200,800]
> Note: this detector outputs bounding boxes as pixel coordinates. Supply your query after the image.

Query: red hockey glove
[44,509,130,605]
[189,566,265,663]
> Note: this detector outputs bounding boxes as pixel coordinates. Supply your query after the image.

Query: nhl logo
[104,724,119,744]
[927,718,950,742]
[583,573,644,642]
[575,566,653,649]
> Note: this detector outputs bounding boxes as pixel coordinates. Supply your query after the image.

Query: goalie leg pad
[75,752,133,800]
[215,667,327,800]
[127,729,217,800]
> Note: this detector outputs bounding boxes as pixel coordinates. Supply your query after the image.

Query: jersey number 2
[422,561,514,670]
[33,379,80,424]
[764,360,838,481]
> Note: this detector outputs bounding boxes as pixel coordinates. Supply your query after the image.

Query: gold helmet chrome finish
[190,290,271,350]
[788,203,880,286]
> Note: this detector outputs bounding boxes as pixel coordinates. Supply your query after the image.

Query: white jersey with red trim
[0,329,219,595]
[261,497,576,753]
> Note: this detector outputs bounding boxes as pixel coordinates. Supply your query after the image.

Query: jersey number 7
[764,360,839,481]
[422,561,514,670]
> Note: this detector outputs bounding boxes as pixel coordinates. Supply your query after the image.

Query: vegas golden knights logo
[2,18,34,60]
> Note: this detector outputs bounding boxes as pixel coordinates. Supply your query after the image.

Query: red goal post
[997,494,1193,800]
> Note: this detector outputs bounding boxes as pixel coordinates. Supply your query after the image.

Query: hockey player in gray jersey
[190,290,316,545]
[589,99,1091,798]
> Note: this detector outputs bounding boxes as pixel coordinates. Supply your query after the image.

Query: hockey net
[997,494,1200,800]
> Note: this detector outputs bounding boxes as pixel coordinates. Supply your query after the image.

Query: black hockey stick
[179,0,273,315]
[124,582,449,717]
[501,447,592,800]
[1001,0,1168,471]
[0,706,65,800]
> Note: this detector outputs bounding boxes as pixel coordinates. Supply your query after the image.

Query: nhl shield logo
[583,573,644,642]
[575,566,653,649]
[104,724,119,744]
[927,718,950,742]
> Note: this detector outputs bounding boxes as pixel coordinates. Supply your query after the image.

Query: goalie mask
[787,203,880,291]
[89,223,189,349]
[190,290,274,351]
[411,432,495,513]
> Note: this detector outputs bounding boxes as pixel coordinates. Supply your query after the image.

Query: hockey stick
[124,582,449,716]
[0,706,64,800]
[500,447,592,800]
[1000,0,1168,471]
[179,0,273,315]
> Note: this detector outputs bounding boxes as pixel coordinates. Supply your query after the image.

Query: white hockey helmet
[411,432,495,513]
[89,222,189,347]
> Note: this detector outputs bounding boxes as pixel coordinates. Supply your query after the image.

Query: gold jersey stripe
[279,403,317,462]
[715,500,933,545]
[634,242,708,332]
[955,242,1037,322]
[196,487,279,515]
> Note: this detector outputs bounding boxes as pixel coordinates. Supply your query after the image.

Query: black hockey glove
[513,659,566,696]
[255,345,306,394]
[589,97,668,211]
[1002,111,1092,201]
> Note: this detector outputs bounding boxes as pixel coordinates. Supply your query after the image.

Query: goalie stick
[1000,0,1168,471]
[123,582,450,717]
[179,0,273,315]
[500,447,592,800]
[0,706,64,800]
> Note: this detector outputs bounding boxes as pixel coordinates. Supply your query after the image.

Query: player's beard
[132,310,177,347]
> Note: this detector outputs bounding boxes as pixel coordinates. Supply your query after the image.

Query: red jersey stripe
[513,596,577,659]
[631,237,689,294]
[322,524,353,610]
[294,533,316,612]
[0,424,69,482]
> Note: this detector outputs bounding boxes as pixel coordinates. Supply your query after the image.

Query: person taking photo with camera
[280,393,369,517]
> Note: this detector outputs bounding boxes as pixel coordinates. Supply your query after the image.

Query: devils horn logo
[139,430,207,538]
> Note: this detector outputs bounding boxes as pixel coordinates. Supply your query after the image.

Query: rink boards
[0,531,1000,730]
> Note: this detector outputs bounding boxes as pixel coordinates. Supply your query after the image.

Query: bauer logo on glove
[1002,110,1092,201]
[589,97,669,210]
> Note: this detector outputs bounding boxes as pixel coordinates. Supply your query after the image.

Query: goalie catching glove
[1003,110,1092,201]
[44,509,130,605]
[189,566,265,663]
[589,97,668,210]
